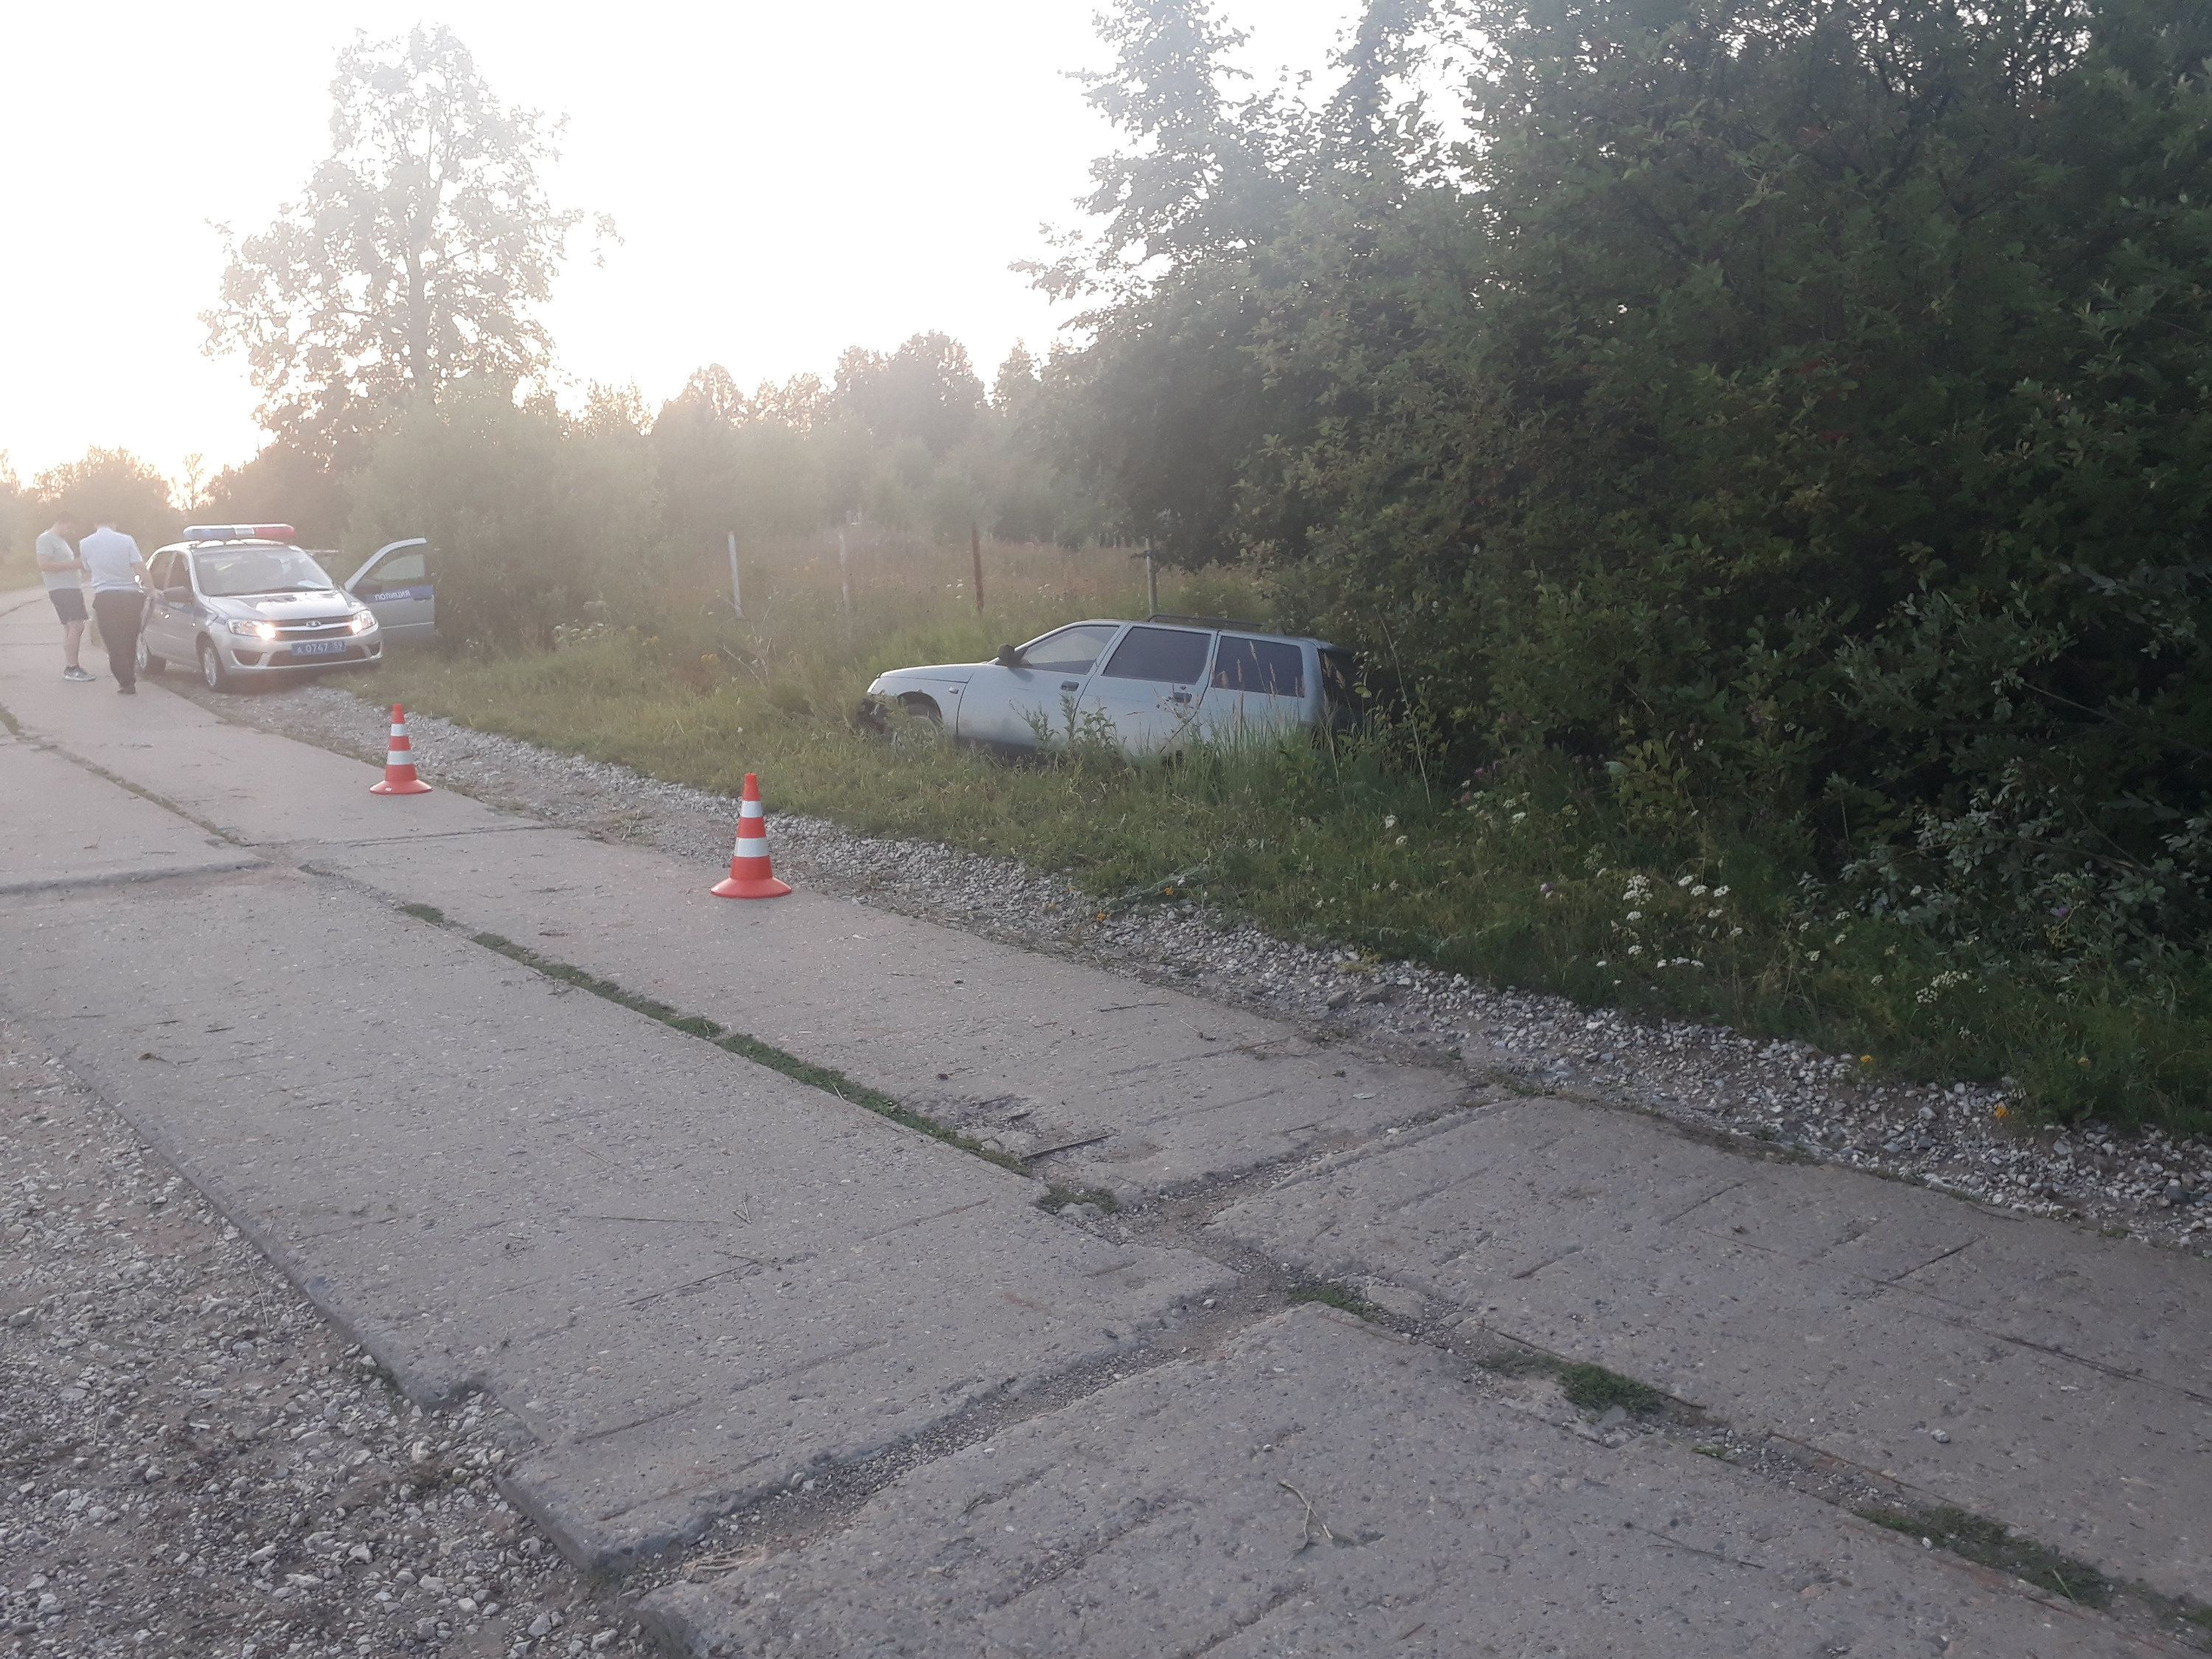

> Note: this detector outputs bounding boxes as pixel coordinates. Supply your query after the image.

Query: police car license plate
[292,639,347,657]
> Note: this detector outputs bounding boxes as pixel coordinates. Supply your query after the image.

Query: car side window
[377,551,428,585]
[1021,624,1119,675]
[147,552,175,591]
[1100,626,1213,684]
[1212,636,1305,697]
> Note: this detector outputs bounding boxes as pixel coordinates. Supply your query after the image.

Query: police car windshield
[192,547,334,597]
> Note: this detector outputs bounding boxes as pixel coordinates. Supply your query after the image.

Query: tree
[1045,0,2212,959]
[349,382,657,645]
[833,333,986,456]
[31,449,178,547]
[201,438,352,548]
[205,25,602,453]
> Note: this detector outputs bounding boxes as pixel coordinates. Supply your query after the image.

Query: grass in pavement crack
[442,921,1028,1174]
[1556,1363,1668,1416]
[1287,1281,1382,1320]
[1037,1184,1120,1214]
[1856,1503,2114,1608]
[1475,1347,1670,1416]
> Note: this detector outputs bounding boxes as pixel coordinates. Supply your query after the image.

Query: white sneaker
[63,667,96,683]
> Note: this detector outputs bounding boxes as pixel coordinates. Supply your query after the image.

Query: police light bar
[183,524,297,543]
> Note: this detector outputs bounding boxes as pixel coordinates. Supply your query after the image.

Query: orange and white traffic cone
[369,703,434,796]
[711,773,791,898]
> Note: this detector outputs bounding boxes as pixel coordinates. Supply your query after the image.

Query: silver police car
[863,614,1355,757]
[136,526,383,691]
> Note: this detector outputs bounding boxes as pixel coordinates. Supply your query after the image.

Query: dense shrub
[1048,0,2212,975]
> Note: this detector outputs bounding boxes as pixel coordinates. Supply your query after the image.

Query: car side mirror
[994,644,1023,667]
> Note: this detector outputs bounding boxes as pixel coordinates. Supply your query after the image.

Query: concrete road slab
[643,1306,2152,1658]
[0,734,261,892]
[315,831,1469,1199]
[0,863,1229,1570]
[1211,1099,2212,1600]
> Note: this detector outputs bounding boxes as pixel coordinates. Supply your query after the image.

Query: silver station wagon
[864,615,1355,757]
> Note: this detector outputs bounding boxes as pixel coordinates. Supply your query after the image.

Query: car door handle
[1061,681,1079,692]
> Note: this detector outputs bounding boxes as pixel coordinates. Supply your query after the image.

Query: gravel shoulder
[193,676,2212,1260]
[0,1009,653,1659]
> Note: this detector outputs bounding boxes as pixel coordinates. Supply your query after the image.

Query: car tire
[899,695,942,724]
[198,639,231,692]
[136,634,165,676]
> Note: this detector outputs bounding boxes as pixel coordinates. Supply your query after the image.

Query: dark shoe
[116,684,136,695]
[63,666,95,683]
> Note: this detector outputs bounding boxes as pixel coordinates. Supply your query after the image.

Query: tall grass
[338,532,2209,1135]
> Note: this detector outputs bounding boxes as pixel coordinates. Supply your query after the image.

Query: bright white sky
[2,0,1369,491]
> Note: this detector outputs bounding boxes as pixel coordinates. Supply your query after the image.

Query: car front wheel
[198,639,231,692]
[136,634,165,676]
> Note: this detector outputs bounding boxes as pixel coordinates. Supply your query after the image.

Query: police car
[136,526,436,691]
[862,615,1355,758]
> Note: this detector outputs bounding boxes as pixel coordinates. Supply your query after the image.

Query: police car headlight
[348,610,376,634]
[229,619,279,641]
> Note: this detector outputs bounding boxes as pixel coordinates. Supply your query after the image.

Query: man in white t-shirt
[34,513,95,681]
[79,518,149,694]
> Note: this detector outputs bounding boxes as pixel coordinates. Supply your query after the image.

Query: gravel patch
[182,678,2212,1258]
[0,1010,653,1659]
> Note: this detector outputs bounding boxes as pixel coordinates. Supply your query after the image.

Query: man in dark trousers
[78,516,148,694]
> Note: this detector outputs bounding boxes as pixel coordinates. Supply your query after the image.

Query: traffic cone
[369,703,434,796]
[711,773,792,898]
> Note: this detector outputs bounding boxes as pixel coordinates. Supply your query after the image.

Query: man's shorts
[48,586,87,624]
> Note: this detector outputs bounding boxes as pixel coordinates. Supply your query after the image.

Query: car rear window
[1101,625,1212,684]
[1320,648,1359,712]
[1212,636,1305,698]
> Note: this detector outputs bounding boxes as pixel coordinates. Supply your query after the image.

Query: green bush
[1053,0,2212,984]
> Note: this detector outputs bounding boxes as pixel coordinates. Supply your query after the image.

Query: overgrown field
[315,535,2210,1136]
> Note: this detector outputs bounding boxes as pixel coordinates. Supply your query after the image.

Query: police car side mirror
[994,644,1023,667]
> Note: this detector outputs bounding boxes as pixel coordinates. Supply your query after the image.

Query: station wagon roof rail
[1144,612,1275,633]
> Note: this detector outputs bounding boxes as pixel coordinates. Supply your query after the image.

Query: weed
[1857,1504,2113,1607]
[1556,1363,1667,1416]
[1286,1281,1380,1318]
[1037,1185,1119,1214]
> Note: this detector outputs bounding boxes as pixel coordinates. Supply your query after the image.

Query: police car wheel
[198,640,231,692]
[136,634,165,676]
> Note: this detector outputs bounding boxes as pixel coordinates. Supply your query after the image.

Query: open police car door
[345,539,436,643]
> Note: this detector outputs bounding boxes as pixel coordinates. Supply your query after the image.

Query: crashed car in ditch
[862,614,1355,757]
